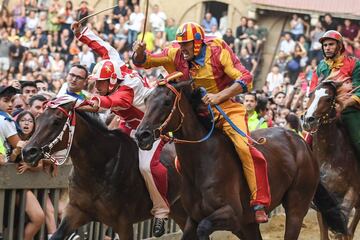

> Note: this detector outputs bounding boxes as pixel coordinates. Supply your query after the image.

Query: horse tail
[313,182,348,234]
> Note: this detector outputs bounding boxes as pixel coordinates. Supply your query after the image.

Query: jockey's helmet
[319,30,345,55]
[175,22,205,56]
[90,60,123,91]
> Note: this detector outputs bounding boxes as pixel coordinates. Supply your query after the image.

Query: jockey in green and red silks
[310,30,360,159]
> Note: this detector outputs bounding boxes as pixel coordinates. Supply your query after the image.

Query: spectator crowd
[0,0,360,238]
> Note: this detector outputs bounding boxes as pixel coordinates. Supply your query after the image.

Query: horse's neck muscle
[71,115,139,185]
[315,122,348,159]
[174,96,209,141]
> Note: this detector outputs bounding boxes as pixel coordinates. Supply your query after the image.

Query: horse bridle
[153,82,185,142]
[153,81,215,144]
[305,84,337,133]
[40,101,77,166]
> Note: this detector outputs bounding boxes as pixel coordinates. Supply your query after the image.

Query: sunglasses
[69,73,86,81]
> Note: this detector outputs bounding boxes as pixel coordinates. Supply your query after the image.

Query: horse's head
[136,79,192,150]
[23,97,77,166]
[303,80,340,132]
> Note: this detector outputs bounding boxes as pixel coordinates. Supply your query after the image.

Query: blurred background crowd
[0,0,359,239]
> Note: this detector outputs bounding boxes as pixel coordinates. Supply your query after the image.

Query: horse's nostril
[23,147,41,160]
[306,116,316,123]
[140,130,152,141]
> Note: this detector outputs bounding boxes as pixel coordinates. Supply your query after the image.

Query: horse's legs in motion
[196,205,241,240]
[317,211,330,240]
[349,207,360,238]
[50,204,90,240]
[169,198,188,230]
[236,223,262,240]
[283,187,314,240]
[115,218,134,240]
[181,217,199,240]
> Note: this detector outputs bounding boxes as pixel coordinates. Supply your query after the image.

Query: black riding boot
[153,218,167,237]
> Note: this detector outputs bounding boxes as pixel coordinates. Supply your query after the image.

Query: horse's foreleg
[196,205,241,240]
[181,217,199,240]
[239,223,262,240]
[349,208,360,239]
[169,198,188,230]
[50,204,90,240]
[116,223,133,240]
[317,211,330,240]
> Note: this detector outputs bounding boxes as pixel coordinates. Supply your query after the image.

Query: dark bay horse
[303,80,360,240]
[134,80,340,240]
[22,98,187,240]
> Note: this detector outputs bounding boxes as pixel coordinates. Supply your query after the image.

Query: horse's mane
[185,87,214,130]
[76,110,136,145]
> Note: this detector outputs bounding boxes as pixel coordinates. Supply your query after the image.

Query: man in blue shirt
[201,12,218,33]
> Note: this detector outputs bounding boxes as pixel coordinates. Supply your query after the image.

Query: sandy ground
[152,209,360,240]
[209,209,360,240]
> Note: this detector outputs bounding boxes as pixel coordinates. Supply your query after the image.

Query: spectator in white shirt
[79,45,95,70]
[150,4,167,34]
[128,4,144,45]
[25,10,39,32]
[279,32,296,57]
[266,65,284,94]
[205,25,222,39]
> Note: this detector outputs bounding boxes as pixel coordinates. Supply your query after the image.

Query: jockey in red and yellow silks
[71,22,169,237]
[309,30,360,159]
[133,22,271,223]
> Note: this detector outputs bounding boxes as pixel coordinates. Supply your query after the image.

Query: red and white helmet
[91,60,123,91]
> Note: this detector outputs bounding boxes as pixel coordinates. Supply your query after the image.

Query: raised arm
[71,21,124,64]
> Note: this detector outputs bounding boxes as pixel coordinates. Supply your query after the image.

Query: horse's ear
[165,71,184,83]
[173,79,194,90]
[333,80,344,89]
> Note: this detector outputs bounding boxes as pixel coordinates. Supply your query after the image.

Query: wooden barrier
[0,164,180,240]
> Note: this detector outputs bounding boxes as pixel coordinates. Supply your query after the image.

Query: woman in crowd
[15,111,57,240]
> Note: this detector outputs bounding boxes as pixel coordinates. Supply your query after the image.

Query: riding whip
[79,5,118,24]
[141,0,150,42]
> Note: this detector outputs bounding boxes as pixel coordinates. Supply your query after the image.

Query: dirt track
[209,209,360,240]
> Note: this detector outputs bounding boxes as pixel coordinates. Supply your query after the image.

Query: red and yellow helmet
[90,60,123,91]
[319,30,344,54]
[175,22,205,56]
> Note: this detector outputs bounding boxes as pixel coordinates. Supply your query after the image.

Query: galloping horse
[303,80,360,239]
[22,98,187,240]
[135,80,342,240]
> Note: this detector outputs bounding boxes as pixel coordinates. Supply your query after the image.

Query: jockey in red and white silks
[74,24,170,221]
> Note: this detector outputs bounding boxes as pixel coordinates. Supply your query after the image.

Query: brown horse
[135,80,344,240]
[303,80,360,239]
[22,99,187,240]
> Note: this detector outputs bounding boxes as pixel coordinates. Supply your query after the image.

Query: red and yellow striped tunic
[135,37,253,94]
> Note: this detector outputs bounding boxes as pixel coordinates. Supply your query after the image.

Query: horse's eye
[53,119,61,126]
[164,100,172,107]
[326,98,333,103]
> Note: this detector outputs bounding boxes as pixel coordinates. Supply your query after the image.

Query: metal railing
[0,164,180,240]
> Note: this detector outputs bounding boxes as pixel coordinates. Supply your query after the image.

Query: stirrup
[254,205,268,224]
